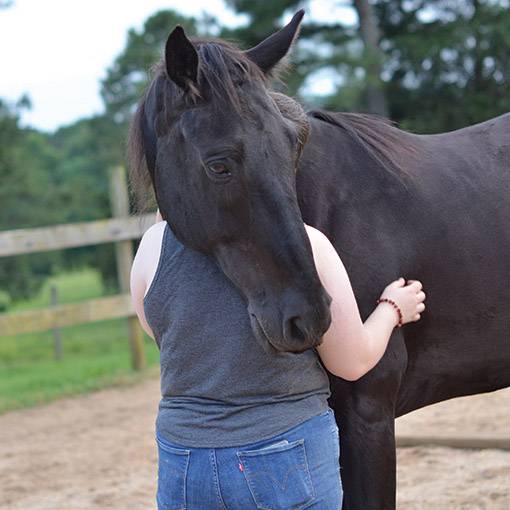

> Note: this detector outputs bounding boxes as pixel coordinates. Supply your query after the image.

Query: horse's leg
[332,387,397,510]
[329,336,407,510]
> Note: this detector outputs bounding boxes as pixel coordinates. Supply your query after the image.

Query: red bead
[376,297,403,328]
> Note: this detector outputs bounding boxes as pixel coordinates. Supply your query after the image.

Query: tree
[50,117,119,289]
[353,0,389,116]
[0,99,61,300]
[377,0,510,132]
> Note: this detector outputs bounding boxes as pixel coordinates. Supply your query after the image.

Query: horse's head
[129,10,331,354]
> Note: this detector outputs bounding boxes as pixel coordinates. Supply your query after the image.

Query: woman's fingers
[407,279,423,291]
[389,277,406,288]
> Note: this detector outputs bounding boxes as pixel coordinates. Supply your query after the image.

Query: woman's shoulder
[140,220,167,247]
[131,221,167,290]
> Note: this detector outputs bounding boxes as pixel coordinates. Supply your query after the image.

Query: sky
[0,0,355,132]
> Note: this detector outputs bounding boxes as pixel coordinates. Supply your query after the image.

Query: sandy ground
[0,378,508,510]
[395,388,510,509]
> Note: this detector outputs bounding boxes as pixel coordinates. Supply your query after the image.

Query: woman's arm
[305,225,425,381]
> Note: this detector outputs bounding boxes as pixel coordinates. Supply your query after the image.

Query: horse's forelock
[194,39,265,113]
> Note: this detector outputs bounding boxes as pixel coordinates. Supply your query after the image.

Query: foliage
[377,0,510,132]
[0,99,61,300]
[0,290,11,311]
[0,10,201,305]
[49,118,119,289]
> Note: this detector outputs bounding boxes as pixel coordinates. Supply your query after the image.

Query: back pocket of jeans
[237,439,315,510]
[156,437,190,510]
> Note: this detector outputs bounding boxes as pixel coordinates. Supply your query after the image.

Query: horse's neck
[297,116,410,219]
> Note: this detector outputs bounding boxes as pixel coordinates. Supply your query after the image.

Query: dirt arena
[1,378,508,509]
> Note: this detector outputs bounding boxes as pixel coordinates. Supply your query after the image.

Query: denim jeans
[156,410,342,510]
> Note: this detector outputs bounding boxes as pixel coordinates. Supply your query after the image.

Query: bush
[0,290,11,312]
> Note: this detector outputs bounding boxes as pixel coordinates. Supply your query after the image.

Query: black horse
[129,10,510,509]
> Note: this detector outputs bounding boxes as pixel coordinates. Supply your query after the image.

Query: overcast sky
[0,0,355,132]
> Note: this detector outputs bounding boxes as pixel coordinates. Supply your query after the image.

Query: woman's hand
[378,278,426,327]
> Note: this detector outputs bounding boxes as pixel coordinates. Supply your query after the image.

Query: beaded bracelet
[376,298,403,328]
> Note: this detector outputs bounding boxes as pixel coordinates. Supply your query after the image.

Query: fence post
[50,285,62,360]
[108,166,146,371]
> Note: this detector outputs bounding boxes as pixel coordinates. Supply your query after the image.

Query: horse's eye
[208,162,229,175]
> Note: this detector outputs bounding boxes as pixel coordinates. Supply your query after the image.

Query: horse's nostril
[287,316,306,345]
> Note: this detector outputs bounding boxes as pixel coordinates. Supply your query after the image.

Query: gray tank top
[143,225,330,448]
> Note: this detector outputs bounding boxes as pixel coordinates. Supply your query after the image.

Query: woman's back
[143,224,330,447]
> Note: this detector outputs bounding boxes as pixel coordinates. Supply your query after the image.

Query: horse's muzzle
[248,291,332,354]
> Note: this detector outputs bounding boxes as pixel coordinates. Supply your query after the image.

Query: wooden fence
[0,166,155,370]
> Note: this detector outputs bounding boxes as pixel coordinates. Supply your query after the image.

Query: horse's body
[129,11,510,509]
[297,111,510,507]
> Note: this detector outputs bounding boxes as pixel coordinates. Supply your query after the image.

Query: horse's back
[412,113,510,179]
[443,111,510,135]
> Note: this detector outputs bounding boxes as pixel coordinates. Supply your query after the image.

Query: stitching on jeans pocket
[237,439,315,510]
[156,437,190,510]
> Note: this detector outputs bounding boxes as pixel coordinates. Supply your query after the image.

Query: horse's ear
[245,9,304,75]
[165,25,199,90]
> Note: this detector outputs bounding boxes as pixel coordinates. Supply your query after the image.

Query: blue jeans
[156,410,342,510]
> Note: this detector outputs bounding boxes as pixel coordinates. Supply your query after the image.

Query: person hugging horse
[128,8,429,509]
[130,211,425,509]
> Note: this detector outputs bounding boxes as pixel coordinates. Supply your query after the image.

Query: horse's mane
[128,37,267,211]
[308,110,418,178]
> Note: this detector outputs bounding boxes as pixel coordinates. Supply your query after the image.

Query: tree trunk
[472,0,483,92]
[353,0,389,117]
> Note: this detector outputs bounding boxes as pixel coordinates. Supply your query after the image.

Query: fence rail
[0,294,135,336]
[0,166,153,370]
[0,215,154,257]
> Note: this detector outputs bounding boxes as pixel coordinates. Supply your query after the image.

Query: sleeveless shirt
[143,225,330,448]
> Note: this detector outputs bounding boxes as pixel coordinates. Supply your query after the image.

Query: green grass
[0,268,159,414]
[10,267,107,311]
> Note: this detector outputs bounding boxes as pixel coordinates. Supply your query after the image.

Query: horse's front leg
[329,337,407,510]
